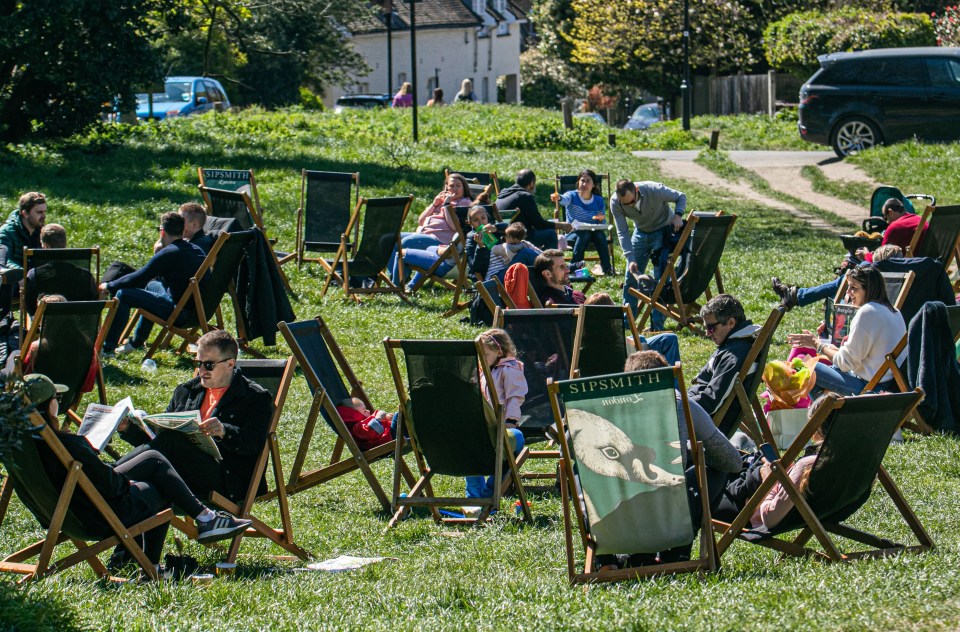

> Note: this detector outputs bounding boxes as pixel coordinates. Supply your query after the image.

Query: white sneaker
[462,506,483,518]
[115,342,140,356]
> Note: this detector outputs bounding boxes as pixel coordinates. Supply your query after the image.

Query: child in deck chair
[550,169,613,275]
[485,222,541,282]
[336,397,396,451]
[467,328,527,501]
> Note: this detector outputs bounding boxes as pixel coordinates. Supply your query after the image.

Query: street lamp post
[385,1,393,97]
[408,0,419,142]
[681,0,691,131]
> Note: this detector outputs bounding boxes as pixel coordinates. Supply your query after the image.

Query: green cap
[23,374,68,406]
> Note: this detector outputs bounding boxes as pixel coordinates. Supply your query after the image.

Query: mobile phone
[759,443,779,463]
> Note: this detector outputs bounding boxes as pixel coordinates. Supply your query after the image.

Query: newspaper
[77,397,135,451]
[569,220,611,232]
[303,556,396,573]
[141,410,222,461]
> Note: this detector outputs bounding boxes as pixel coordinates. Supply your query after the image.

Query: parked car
[624,103,662,130]
[798,47,960,157]
[334,94,392,112]
[136,77,230,121]
[574,112,608,125]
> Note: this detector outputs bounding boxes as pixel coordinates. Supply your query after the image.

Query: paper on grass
[304,555,397,572]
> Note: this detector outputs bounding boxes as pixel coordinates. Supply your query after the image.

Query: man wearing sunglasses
[117,329,273,503]
[687,294,760,435]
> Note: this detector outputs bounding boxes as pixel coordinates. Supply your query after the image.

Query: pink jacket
[750,454,816,529]
[481,357,527,421]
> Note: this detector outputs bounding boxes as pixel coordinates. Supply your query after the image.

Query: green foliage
[764,8,936,78]
[520,49,585,109]
[0,385,30,468]
[297,88,325,111]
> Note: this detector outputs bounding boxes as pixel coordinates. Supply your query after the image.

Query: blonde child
[485,222,541,282]
[335,397,395,451]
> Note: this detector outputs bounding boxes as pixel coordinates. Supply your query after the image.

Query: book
[77,397,135,451]
[823,298,859,347]
[141,411,222,461]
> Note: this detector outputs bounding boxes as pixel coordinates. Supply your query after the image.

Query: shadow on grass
[0,581,86,632]
[101,365,149,385]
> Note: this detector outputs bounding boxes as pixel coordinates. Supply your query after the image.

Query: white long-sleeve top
[833,301,906,382]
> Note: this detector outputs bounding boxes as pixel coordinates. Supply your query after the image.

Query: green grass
[1,106,959,630]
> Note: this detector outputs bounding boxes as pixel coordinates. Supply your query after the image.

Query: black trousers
[117,431,224,502]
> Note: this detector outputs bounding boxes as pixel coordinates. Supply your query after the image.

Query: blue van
[136,77,231,121]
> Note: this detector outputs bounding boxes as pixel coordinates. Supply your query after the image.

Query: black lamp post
[406,0,419,142]
[681,0,691,131]
[385,1,393,97]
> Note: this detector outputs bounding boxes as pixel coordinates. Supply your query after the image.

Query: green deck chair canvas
[548,366,718,583]
[570,304,642,379]
[629,211,737,333]
[320,196,414,303]
[383,338,532,527]
[198,167,263,217]
[712,391,932,562]
[296,170,360,270]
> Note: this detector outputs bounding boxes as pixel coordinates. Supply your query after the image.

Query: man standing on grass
[610,179,686,330]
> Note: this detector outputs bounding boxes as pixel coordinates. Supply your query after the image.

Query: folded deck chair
[199,185,293,292]
[570,304,641,379]
[907,205,960,274]
[19,299,118,427]
[203,358,310,563]
[383,338,532,527]
[629,211,737,333]
[712,307,786,445]
[320,195,414,303]
[121,230,255,359]
[296,169,360,270]
[20,247,100,325]
[548,366,718,583]
[0,404,173,581]
[277,317,411,511]
[712,390,932,562]
[553,173,616,275]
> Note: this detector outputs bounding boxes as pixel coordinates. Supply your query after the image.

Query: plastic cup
[191,573,214,586]
[141,358,157,373]
[215,562,236,578]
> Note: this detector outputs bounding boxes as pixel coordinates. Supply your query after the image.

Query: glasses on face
[194,358,231,371]
[704,320,721,334]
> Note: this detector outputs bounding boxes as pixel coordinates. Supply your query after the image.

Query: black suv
[798,47,960,157]
[333,94,391,112]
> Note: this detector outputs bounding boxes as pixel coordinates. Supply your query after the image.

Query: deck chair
[0,404,173,581]
[208,358,309,563]
[198,167,263,216]
[711,307,786,445]
[121,231,255,359]
[20,247,100,326]
[198,185,293,292]
[570,304,641,378]
[296,170,360,270]
[548,366,718,583]
[277,317,410,512]
[833,270,914,312]
[321,195,413,303]
[629,211,737,333]
[475,278,515,314]
[908,204,960,273]
[712,390,932,562]
[19,299,118,427]
[553,173,616,274]
[383,338,532,526]
[446,168,500,198]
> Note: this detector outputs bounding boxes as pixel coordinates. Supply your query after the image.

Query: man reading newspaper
[116,330,273,502]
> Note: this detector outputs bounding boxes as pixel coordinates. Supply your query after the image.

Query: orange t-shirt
[201,386,229,420]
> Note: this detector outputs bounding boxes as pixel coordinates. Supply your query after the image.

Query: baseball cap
[23,374,68,406]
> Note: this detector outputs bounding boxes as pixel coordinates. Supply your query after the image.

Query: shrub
[933,5,960,46]
[765,9,935,78]
[519,48,584,110]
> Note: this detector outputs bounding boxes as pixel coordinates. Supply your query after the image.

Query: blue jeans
[104,284,181,351]
[640,333,681,366]
[568,230,613,273]
[623,227,671,330]
[466,428,525,499]
[528,227,558,250]
[797,276,843,308]
[809,362,897,398]
[389,233,441,284]
[402,246,454,289]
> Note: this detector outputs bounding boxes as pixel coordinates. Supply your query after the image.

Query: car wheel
[832,117,881,158]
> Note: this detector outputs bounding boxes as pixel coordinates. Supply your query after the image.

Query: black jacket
[906,301,960,433]
[495,184,554,232]
[876,256,956,326]
[235,229,295,346]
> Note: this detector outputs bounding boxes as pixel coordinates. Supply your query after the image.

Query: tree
[0,0,173,143]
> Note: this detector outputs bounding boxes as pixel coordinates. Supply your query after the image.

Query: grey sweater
[610,181,687,264]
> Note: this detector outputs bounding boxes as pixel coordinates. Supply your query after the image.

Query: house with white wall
[327,0,526,108]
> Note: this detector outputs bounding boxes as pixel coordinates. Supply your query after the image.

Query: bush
[519,48,584,110]
[933,5,960,46]
[764,9,935,78]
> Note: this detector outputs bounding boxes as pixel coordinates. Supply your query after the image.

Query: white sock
[196,508,216,523]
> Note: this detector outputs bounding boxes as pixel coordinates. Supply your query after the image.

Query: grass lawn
[1,106,959,630]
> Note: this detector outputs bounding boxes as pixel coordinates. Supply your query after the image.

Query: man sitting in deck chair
[23,224,98,317]
[99,211,206,355]
[532,249,586,306]
[179,202,216,254]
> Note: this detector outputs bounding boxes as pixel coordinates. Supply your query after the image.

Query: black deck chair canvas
[475,278,515,315]
[0,405,173,581]
[199,185,293,292]
[120,231,255,359]
[553,173,616,275]
[712,391,932,562]
[198,167,263,216]
[277,317,411,511]
[629,211,737,333]
[321,195,414,303]
[908,204,960,273]
[20,247,100,327]
[296,169,360,270]
[19,299,118,427]
[570,304,641,378]
[383,338,532,527]
[548,366,718,583]
[208,358,309,563]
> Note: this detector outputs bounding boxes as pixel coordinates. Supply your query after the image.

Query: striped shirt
[558,191,606,224]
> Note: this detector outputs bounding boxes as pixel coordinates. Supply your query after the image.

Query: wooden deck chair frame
[629,211,736,333]
[712,306,786,447]
[320,195,414,304]
[833,270,915,311]
[552,173,616,275]
[18,298,118,428]
[20,246,100,330]
[712,390,932,562]
[906,205,960,275]
[198,185,293,292]
[383,337,532,527]
[119,231,254,360]
[296,169,360,271]
[569,304,642,379]
[446,168,500,201]
[475,278,515,316]
[0,404,173,582]
[276,317,413,512]
[548,365,718,583]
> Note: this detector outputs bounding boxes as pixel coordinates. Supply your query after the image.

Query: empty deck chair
[296,169,360,270]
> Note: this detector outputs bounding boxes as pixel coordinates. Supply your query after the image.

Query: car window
[194,81,208,102]
[205,81,225,102]
[165,81,192,102]
[822,58,926,87]
[927,58,960,89]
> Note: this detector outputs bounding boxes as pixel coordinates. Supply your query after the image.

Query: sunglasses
[194,358,231,371]
[704,321,721,334]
